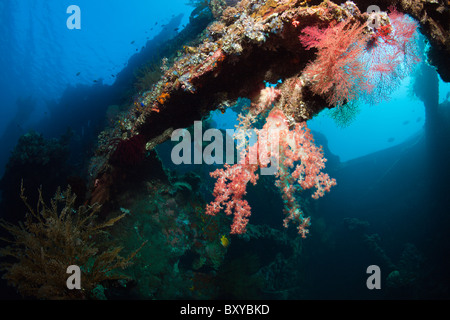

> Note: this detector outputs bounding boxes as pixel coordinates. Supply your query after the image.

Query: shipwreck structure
[88,0,449,205]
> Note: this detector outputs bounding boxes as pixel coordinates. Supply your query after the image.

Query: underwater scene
[0,0,449,303]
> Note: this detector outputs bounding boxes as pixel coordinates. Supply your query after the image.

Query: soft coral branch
[206,107,336,237]
[205,163,259,234]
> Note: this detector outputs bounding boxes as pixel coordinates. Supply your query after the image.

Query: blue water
[0,0,191,173]
[0,0,449,301]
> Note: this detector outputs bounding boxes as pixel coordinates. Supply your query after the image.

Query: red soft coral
[205,163,259,234]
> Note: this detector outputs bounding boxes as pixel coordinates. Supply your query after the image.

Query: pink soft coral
[206,108,336,237]
[206,163,259,234]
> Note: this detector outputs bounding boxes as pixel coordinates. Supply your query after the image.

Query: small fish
[416,117,422,122]
[111,74,115,77]
[387,137,395,143]
[93,80,98,83]
[155,22,158,25]
[402,120,410,125]
[174,27,179,31]
[130,40,135,44]
[220,235,230,248]
[76,72,81,76]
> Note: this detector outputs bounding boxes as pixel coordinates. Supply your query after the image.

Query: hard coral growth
[0,183,142,299]
[187,0,236,19]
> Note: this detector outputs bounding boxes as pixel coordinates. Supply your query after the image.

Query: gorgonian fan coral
[298,8,421,108]
[206,104,336,238]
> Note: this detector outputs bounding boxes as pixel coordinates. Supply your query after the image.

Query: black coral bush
[0,182,140,299]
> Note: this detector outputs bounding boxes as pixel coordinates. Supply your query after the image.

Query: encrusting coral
[0,182,144,299]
